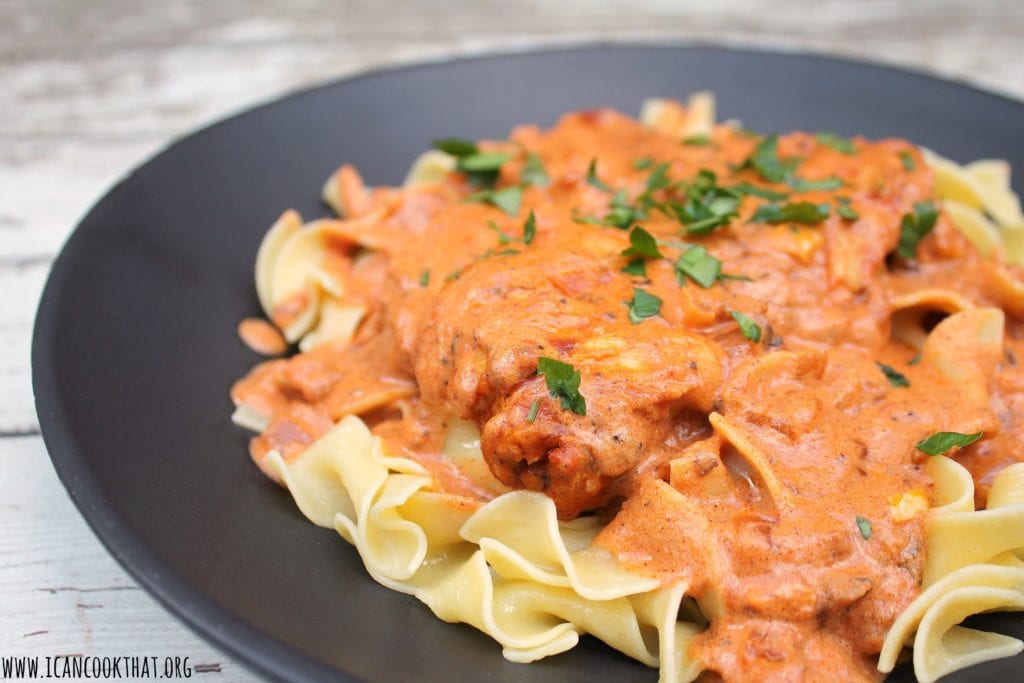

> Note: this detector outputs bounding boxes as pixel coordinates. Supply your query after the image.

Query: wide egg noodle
[267,415,705,682]
[878,457,1024,682]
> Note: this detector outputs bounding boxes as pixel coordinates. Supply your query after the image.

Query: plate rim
[30,41,1024,683]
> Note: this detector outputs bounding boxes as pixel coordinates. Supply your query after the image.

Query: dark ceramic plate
[32,45,1024,682]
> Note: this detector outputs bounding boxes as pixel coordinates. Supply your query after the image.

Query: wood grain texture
[2,1,1023,680]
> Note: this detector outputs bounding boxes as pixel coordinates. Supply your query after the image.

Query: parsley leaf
[487,219,513,244]
[604,189,647,229]
[729,311,762,342]
[751,201,831,225]
[815,132,856,154]
[741,134,799,183]
[645,162,672,193]
[916,431,984,456]
[537,357,587,416]
[633,157,654,170]
[731,183,790,201]
[469,186,523,216]
[896,201,939,259]
[837,197,860,220]
[433,138,479,157]
[418,269,430,287]
[526,398,540,423]
[458,151,512,172]
[675,245,722,288]
[855,516,872,540]
[523,210,537,245]
[622,226,663,259]
[900,150,916,171]
[522,153,550,187]
[908,353,922,366]
[877,362,910,388]
[586,158,613,192]
[682,133,713,146]
[628,288,663,324]
[789,176,844,192]
[671,169,741,236]
[622,258,647,276]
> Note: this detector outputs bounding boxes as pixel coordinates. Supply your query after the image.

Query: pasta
[231,93,1024,681]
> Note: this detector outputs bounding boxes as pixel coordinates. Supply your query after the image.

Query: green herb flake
[633,157,654,170]
[815,132,856,154]
[741,134,799,184]
[789,176,844,192]
[586,158,613,192]
[536,357,587,416]
[523,210,537,245]
[671,169,741,236]
[731,183,790,201]
[837,197,860,220]
[855,516,872,540]
[522,153,550,187]
[915,431,984,456]
[604,189,647,230]
[622,226,663,259]
[645,162,672,194]
[751,201,831,225]
[877,362,910,388]
[433,138,479,157]
[457,151,512,172]
[487,219,512,244]
[470,186,523,217]
[909,353,922,366]
[628,288,663,324]
[729,311,762,342]
[622,258,647,276]
[418,269,430,287]
[526,398,541,423]
[896,201,940,259]
[675,245,723,288]
[900,150,917,172]
[682,133,713,147]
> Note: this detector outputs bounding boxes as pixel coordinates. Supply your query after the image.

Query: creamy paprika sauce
[232,107,1024,681]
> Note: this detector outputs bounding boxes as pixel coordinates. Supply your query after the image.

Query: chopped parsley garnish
[789,176,844,192]
[536,357,587,416]
[836,197,860,220]
[916,431,984,456]
[622,258,647,276]
[432,138,510,188]
[628,288,663,324]
[900,150,917,171]
[729,311,762,342]
[621,226,663,259]
[815,132,856,154]
[586,158,613,192]
[741,134,799,184]
[433,138,479,157]
[487,219,513,244]
[521,153,550,187]
[731,183,790,201]
[877,362,910,388]
[633,157,654,170]
[604,188,647,229]
[526,398,540,423]
[671,169,741,236]
[675,245,722,288]
[908,353,922,366]
[682,133,713,147]
[469,186,523,216]
[644,162,673,194]
[855,516,872,540]
[751,201,830,225]
[896,201,939,259]
[418,269,430,287]
[523,210,537,245]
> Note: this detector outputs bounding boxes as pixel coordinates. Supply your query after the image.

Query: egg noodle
[231,94,1024,682]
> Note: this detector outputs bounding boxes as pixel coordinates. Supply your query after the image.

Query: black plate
[32,45,1024,682]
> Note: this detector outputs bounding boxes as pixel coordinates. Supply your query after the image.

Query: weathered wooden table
[3,1,1022,680]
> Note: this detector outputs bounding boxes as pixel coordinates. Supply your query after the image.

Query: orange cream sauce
[232,107,1024,681]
